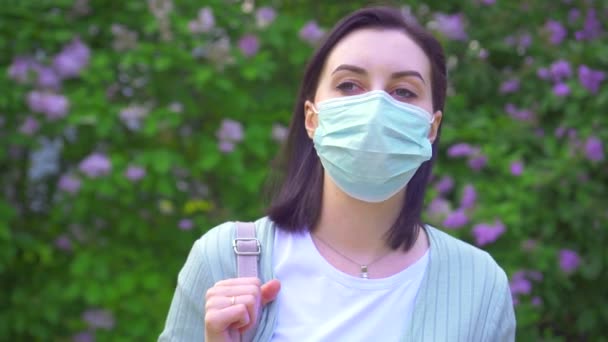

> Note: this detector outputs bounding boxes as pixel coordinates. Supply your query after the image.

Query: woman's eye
[336,81,362,94]
[392,88,417,99]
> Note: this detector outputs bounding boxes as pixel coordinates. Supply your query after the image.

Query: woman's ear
[429,110,443,143]
[304,100,319,139]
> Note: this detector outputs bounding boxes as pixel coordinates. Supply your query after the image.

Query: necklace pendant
[360,265,368,279]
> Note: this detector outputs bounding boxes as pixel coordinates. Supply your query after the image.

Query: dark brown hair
[267,6,447,251]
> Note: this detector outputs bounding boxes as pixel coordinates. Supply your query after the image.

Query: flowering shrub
[1,1,606,340]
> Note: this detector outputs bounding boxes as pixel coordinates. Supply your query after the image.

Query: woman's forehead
[323,28,431,78]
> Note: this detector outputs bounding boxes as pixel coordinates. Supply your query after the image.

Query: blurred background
[1,0,606,341]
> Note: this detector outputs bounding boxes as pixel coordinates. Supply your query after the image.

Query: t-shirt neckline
[302,230,430,290]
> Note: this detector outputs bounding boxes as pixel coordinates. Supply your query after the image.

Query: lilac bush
[1,1,606,341]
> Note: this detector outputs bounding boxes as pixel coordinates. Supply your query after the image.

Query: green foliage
[0,0,606,340]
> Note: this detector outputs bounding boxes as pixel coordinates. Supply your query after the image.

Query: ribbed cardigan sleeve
[405,226,516,341]
[158,218,278,342]
[485,271,516,341]
[158,222,237,341]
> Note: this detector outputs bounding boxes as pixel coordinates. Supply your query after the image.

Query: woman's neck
[312,176,407,259]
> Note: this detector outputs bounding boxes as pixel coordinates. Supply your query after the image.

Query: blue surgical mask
[311,90,434,202]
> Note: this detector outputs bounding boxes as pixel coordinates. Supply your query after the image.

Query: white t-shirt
[270,228,429,342]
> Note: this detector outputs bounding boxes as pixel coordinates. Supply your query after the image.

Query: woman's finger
[214,277,261,287]
[206,284,261,301]
[231,294,259,332]
[205,304,251,335]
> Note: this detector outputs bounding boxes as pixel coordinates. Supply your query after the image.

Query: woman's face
[305,28,442,141]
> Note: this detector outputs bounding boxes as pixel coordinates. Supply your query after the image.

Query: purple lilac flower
[54,234,72,251]
[509,271,532,296]
[447,143,476,158]
[216,119,244,142]
[443,209,469,229]
[555,126,566,138]
[578,65,606,94]
[35,65,61,88]
[478,49,489,59]
[238,34,260,57]
[531,297,543,307]
[510,161,524,176]
[219,140,235,153]
[435,175,454,195]
[427,197,451,220]
[178,218,194,230]
[504,103,534,122]
[53,38,91,78]
[119,105,148,130]
[26,91,45,113]
[79,153,112,178]
[433,13,467,41]
[535,128,545,137]
[552,83,570,97]
[584,136,604,161]
[27,91,70,120]
[19,116,39,135]
[188,7,215,33]
[256,7,276,28]
[559,249,581,273]
[72,331,94,342]
[518,33,532,50]
[299,20,325,44]
[216,119,243,153]
[545,20,567,45]
[526,270,543,282]
[468,155,487,171]
[460,184,476,209]
[537,67,551,80]
[550,60,572,81]
[124,165,146,181]
[472,220,506,246]
[82,309,115,330]
[58,174,81,193]
[44,94,70,119]
[568,9,580,24]
[271,123,288,142]
[8,56,37,83]
[575,9,602,41]
[499,79,520,94]
[481,0,495,5]
[197,7,215,32]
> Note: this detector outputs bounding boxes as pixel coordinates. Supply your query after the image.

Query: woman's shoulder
[195,216,276,248]
[411,226,516,341]
[189,217,277,278]
[425,224,509,285]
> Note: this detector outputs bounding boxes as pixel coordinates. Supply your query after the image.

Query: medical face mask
[312,90,434,202]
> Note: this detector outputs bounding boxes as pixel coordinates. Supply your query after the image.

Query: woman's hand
[204,277,281,342]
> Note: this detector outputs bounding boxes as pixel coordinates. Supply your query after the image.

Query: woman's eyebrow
[331,64,426,84]
[331,64,367,75]
[391,70,426,84]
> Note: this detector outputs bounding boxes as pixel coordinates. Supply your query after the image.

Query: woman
[159,6,516,342]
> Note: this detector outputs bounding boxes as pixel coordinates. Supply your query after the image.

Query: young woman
[159,6,516,342]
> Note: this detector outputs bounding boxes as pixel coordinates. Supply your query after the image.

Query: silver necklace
[312,233,393,279]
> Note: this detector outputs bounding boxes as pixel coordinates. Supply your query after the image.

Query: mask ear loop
[310,104,319,115]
